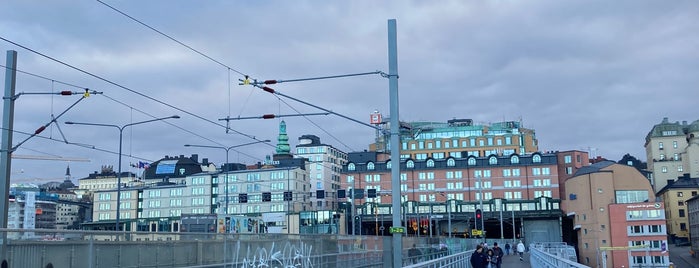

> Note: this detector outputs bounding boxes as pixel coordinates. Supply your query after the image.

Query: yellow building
[656,174,699,243]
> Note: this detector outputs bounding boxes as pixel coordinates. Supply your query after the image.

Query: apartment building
[295,134,347,211]
[563,161,668,268]
[645,118,699,193]
[373,119,538,159]
[655,174,699,244]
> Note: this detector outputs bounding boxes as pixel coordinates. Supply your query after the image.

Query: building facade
[373,119,538,159]
[563,161,668,268]
[645,118,699,193]
[655,174,699,244]
[687,194,699,256]
[295,134,347,211]
[341,151,563,240]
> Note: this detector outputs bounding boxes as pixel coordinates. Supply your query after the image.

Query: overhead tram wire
[94,1,361,151]
[1,63,267,163]
[95,0,246,77]
[0,127,153,163]
[0,36,267,145]
[91,2,384,153]
[275,96,355,152]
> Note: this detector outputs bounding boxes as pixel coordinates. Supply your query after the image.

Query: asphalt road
[668,244,699,268]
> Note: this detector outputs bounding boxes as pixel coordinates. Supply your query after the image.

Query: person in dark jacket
[491,242,504,268]
[470,245,488,268]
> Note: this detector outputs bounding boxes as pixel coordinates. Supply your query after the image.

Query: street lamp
[184,139,270,214]
[66,115,180,231]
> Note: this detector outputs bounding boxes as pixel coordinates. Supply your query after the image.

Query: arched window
[348,163,356,171]
[447,158,456,167]
[386,161,392,169]
[426,159,435,168]
[468,157,476,166]
[533,154,542,163]
[367,162,375,170]
[489,156,498,165]
[407,160,415,169]
[511,155,520,164]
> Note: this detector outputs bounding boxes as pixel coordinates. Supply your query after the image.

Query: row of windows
[348,169,550,183]
[660,165,683,173]
[629,225,663,234]
[402,136,516,151]
[351,154,543,171]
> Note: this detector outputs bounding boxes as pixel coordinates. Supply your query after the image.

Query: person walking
[516,240,526,262]
[504,242,511,255]
[491,242,504,268]
[408,244,421,264]
[470,245,488,268]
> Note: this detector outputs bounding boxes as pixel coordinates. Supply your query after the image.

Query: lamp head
[65,122,75,125]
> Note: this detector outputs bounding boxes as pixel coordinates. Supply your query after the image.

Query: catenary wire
[0,36,268,145]
[0,63,268,162]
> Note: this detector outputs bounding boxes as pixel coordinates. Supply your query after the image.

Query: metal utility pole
[1,50,17,261]
[387,19,402,268]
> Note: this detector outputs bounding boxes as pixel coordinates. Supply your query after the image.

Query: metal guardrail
[403,249,474,268]
[530,242,590,268]
[0,228,385,268]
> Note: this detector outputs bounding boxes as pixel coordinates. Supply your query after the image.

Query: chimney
[202,158,209,166]
[191,154,198,163]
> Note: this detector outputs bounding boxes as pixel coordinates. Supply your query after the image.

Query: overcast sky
[1,1,698,183]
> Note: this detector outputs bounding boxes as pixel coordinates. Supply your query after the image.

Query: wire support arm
[242,71,387,86]
[248,84,380,131]
[11,96,87,152]
[219,112,330,121]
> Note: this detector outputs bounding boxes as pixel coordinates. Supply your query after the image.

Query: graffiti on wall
[235,240,314,268]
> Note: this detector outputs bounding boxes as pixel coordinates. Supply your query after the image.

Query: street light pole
[184,140,270,215]
[66,115,180,231]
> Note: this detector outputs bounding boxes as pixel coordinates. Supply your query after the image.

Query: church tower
[273,120,293,161]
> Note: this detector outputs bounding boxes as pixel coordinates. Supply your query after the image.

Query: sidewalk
[679,250,699,268]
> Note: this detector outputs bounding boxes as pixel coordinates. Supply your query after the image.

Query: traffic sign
[389,227,405,234]
[471,230,482,236]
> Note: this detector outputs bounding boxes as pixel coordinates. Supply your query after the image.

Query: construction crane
[10,154,90,162]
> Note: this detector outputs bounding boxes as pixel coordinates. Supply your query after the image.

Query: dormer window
[348,163,356,171]
[511,155,519,164]
[468,157,476,166]
[386,161,392,169]
[367,162,375,170]
[447,158,456,167]
[533,154,542,163]
[407,160,415,168]
[489,156,498,165]
[426,159,435,168]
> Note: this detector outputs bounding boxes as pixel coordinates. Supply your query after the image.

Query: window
[681,223,687,231]
[679,209,686,217]
[679,165,683,172]
[660,154,666,160]
[674,153,679,160]
[511,155,519,164]
[630,225,642,234]
[489,156,497,165]
[407,160,415,168]
[659,142,664,149]
[468,157,476,166]
[447,158,455,167]
[678,192,684,197]
[564,155,572,164]
[386,161,392,169]
[367,162,375,170]
[662,166,667,173]
[566,167,573,174]
[348,163,356,171]
[426,159,435,167]
[533,154,541,163]
[673,141,678,148]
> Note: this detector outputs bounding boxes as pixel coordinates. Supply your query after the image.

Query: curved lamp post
[66,115,180,231]
[184,139,270,214]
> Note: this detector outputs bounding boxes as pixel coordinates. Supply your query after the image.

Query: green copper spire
[275,120,290,154]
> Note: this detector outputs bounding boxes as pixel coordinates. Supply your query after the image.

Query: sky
[1,1,698,183]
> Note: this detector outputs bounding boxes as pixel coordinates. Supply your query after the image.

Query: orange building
[341,151,563,241]
[564,161,669,267]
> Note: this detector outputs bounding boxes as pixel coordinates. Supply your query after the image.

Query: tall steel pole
[1,50,17,261]
[66,116,180,231]
[184,140,270,215]
[387,19,402,268]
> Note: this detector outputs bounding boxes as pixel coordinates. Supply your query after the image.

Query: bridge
[0,228,585,268]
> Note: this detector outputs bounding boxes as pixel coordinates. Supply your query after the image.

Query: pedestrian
[504,242,511,256]
[491,242,504,268]
[486,249,495,268]
[517,240,526,262]
[470,244,488,268]
[408,244,421,264]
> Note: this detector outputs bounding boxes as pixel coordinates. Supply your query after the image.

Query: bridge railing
[0,228,385,268]
[530,242,590,268]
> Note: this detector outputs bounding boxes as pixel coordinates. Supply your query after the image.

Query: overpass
[0,228,585,268]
